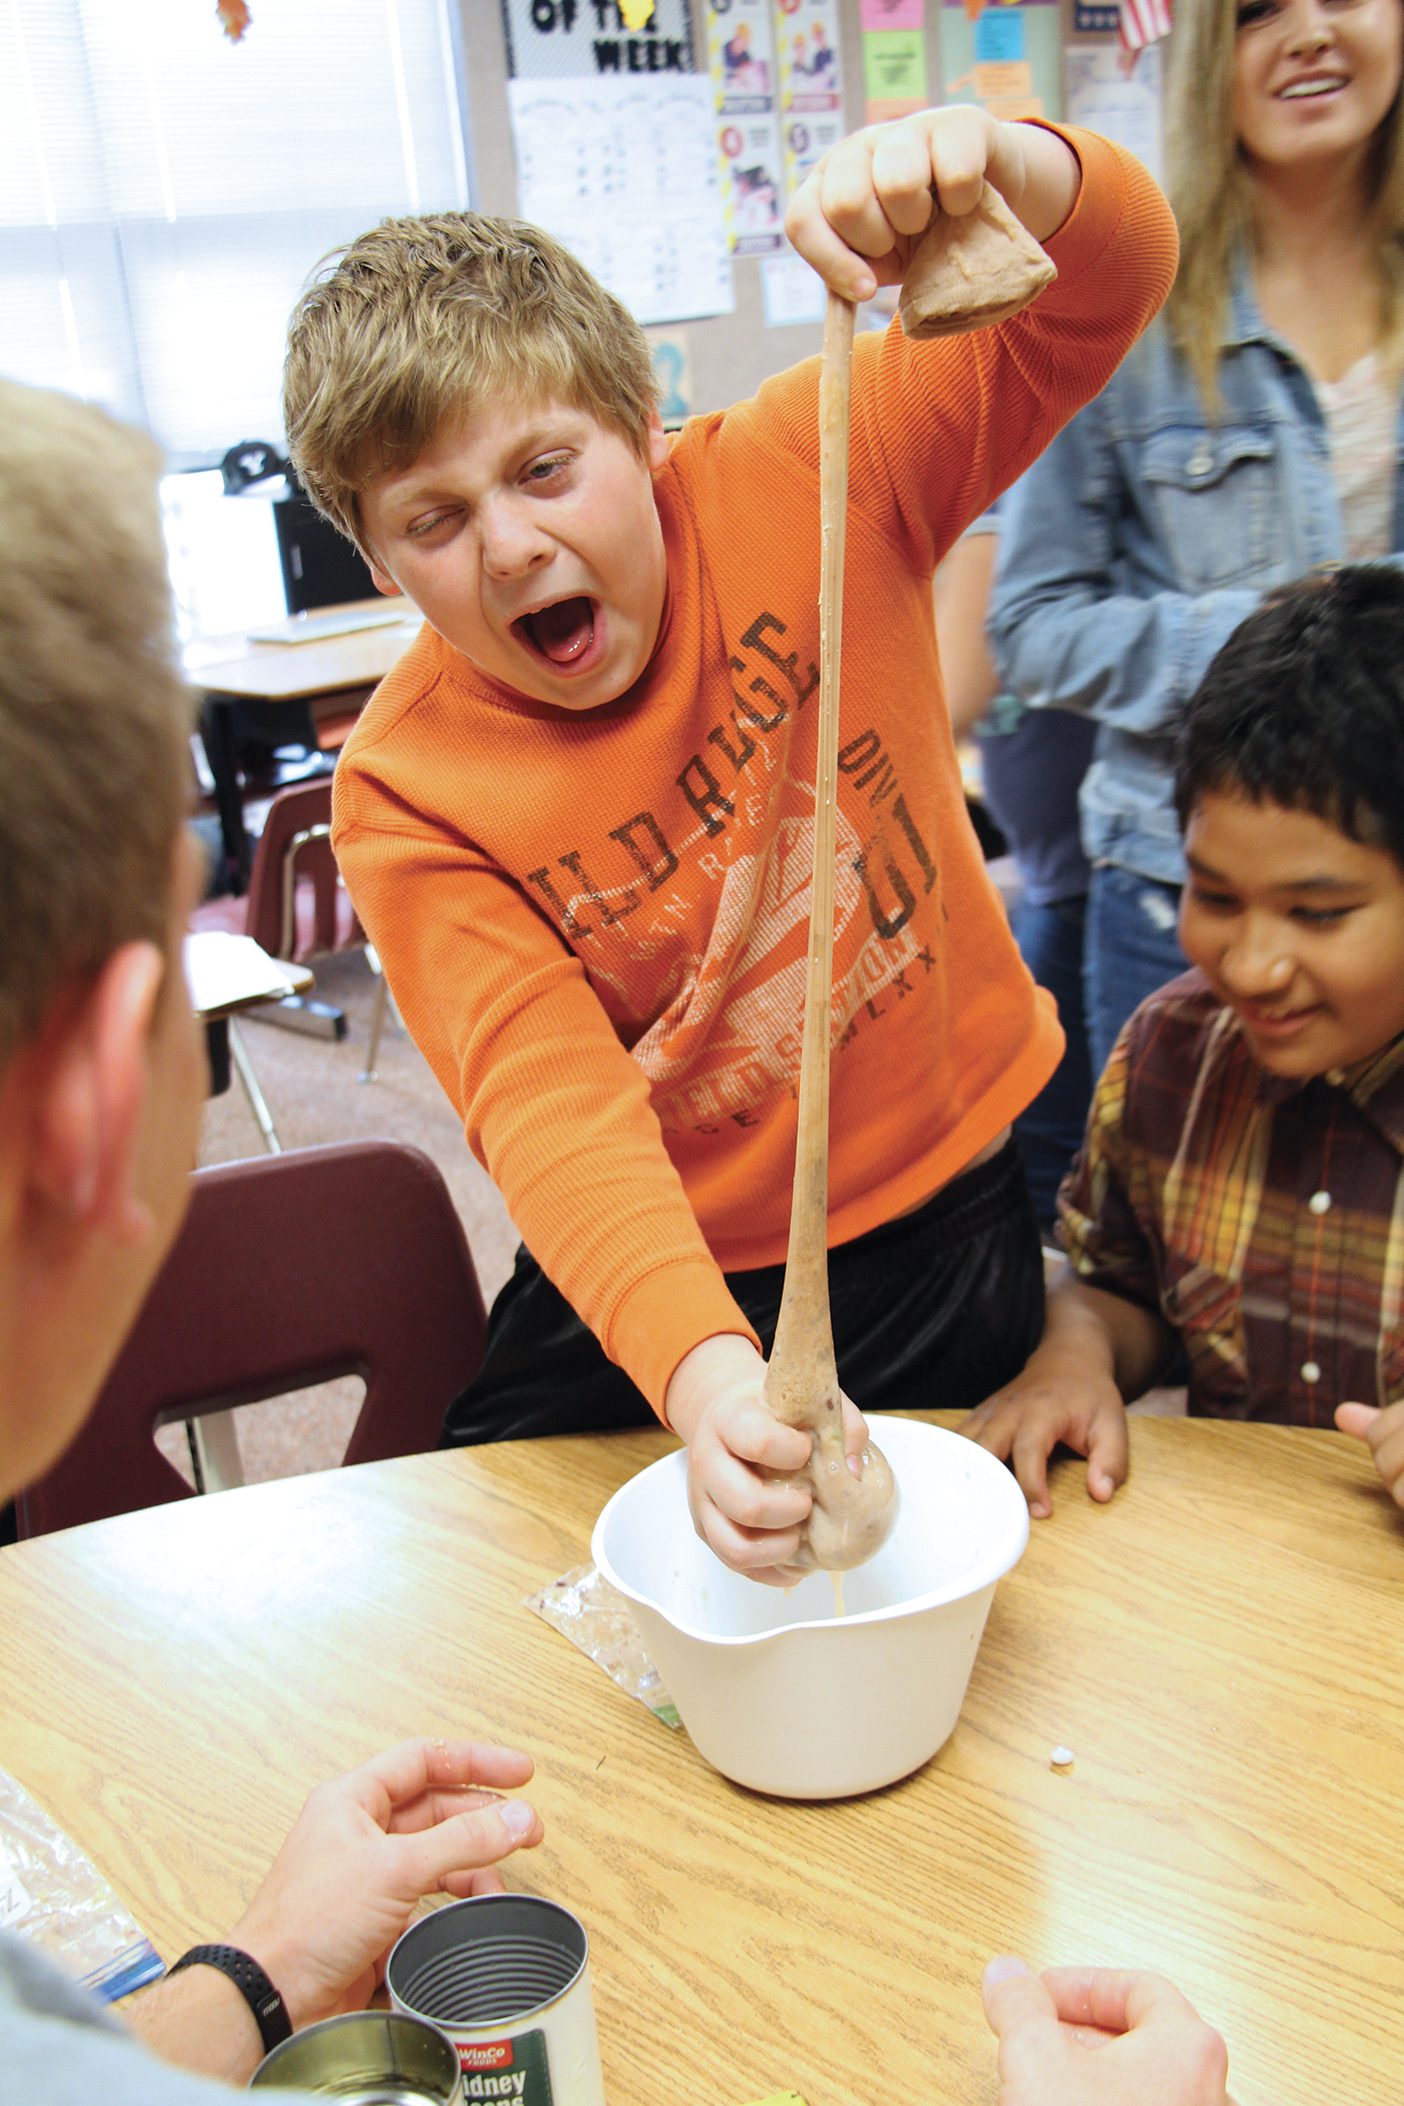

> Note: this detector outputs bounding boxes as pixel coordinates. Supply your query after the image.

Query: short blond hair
[0,381,191,1075]
[283,212,660,547]
[1166,0,1404,405]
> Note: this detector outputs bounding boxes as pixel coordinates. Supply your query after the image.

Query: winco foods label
[456,2030,553,2103]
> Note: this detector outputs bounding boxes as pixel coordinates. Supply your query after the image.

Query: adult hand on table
[230,1737,543,2028]
[982,1959,1234,2105]
[1336,1400,1404,1509]
[665,1333,868,1585]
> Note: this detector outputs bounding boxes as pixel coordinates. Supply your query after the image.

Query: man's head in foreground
[1175,564,1404,1081]
[282,212,669,715]
[0,379,205,1500]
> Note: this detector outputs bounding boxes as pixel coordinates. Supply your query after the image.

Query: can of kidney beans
[386,1895,605,2106]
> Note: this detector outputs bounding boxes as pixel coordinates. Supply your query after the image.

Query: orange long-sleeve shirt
[333,128,1178,1414]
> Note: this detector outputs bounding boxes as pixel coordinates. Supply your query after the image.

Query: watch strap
[168,1942,292,2054]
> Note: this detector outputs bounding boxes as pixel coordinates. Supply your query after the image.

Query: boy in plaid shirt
[966,566,1404,1520]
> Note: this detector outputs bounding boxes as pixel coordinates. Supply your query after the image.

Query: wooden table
[187,601,420,889]
[0,1416,1399,2106]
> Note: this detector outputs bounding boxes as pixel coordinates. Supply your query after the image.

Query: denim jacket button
[1185,443,1214,478]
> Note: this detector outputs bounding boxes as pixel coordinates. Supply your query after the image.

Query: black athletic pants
[441,1136,1044,1446]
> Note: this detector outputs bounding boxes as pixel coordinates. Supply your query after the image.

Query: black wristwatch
[168,1942,292,2054]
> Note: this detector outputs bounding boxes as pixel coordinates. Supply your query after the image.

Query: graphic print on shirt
[522,612,940,1134]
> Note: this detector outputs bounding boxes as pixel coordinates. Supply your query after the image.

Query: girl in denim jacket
[989,0,1404,1076]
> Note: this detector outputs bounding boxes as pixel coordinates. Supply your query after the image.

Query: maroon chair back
[17,1141,487,1539]
[243,778,356,961]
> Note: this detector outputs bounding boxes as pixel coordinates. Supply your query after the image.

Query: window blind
[0,0,471,465]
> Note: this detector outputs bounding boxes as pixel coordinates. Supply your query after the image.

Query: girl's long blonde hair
[1165,0,1404,403]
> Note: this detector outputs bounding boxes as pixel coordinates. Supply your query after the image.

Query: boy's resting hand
[1336,1400,1404,1509]
[784,106,1080,303]
[963,1356,1128,1519]
[982,1959,1234,2105]
[666,1334,868,1584]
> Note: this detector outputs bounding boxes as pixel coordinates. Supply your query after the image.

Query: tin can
[248,2007,464,2102]
[386,1895,606,2106]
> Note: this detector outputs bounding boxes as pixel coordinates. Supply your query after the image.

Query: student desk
[185,927,314,1095]
[0,1415,1398,2106]
[187,602,420,890]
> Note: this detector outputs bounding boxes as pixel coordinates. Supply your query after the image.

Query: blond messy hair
[283,212,660,548]
[1166,0,1404,407]
[0,381,191,1076]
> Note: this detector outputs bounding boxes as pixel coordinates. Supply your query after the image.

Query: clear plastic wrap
[0,1765,162,2001]
[525,1564,680,1727]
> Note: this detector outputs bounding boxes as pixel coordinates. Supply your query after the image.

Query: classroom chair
[15,1140,487,1538]
[191,777,397,1150]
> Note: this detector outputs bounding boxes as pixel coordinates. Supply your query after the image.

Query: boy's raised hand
[963,1357,1128,1519]
[982,1958,1234,2105]
[784,106,1080,303]
[665,1333,867,1584]
[1335,1400,1404,1509]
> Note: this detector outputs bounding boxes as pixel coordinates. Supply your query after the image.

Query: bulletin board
[459,0,1166,415]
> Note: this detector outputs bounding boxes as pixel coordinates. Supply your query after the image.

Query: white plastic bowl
[591,1415,1029,1799]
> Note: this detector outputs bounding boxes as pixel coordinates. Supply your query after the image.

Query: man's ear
[30,942,166,1247]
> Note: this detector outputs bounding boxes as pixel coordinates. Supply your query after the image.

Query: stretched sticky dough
[761,292,899,1577]
[765,195,1049,1574]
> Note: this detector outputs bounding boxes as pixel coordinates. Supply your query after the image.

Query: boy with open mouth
[284,105,1176,1583]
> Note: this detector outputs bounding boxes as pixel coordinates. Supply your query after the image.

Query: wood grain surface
[1,1414,1399,2105]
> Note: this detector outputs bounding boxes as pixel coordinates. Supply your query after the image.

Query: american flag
[1120,0,1171,53]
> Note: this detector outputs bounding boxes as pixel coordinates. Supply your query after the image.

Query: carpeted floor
[175,949,520,1487]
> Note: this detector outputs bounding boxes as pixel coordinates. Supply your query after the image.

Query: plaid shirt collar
[1252,1028,1404,1152]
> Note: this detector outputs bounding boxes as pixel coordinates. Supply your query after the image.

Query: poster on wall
[502,0,697,80]
[709,0,776,108]
[707,0,785,251]
[717,114,787,251]
[508,74,734,321]
[773,0,844,195]
[937,0,1061,121]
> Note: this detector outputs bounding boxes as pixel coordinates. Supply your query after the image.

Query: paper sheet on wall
[709,0,777,113]
[706,0,786,252]
[759,251,826,327]
[1063,43,1163,182]
[938,0,1061,120]
[502,0,697,80]
[509,75,734,323]
[775,0,844,198]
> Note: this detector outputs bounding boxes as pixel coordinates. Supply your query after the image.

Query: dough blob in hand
[792,1404,898,1574]
[898,180,1056,340]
